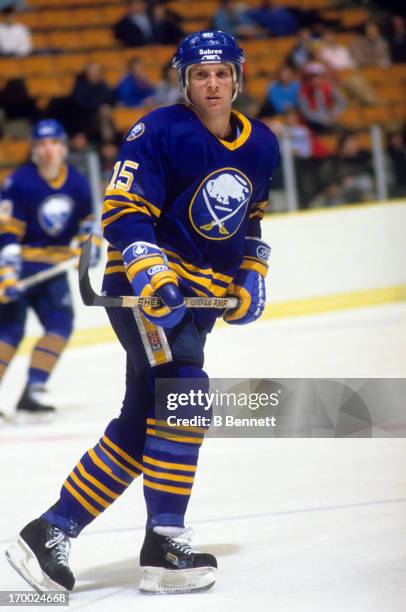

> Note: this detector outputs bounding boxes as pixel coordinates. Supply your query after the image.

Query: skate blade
[14,411,55,426]
[139,566,216,594]
[5,538,67,593]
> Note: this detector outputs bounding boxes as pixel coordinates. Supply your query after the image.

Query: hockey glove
[0,244,22,304]
[123,241,186,328]
[224,237,271,325]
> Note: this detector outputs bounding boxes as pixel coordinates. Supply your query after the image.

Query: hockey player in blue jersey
[0,119,98,420]
[6,32,279,594]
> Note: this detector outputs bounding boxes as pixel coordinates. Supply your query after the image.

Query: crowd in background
[0,0,406,207]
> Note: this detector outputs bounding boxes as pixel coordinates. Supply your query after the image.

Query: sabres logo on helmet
[172,30,245,102]
[189,168,252,240]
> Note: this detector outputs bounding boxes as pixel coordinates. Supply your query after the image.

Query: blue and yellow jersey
[102,104,279,311]
[0,162,93,275]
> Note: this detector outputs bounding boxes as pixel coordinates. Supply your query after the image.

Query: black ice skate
[139,527,217,594]
[5,518,74,592]
[16,384,55,422]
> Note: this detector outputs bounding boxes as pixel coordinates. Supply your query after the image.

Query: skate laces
[45,527,70,566]
[168,528,197,555]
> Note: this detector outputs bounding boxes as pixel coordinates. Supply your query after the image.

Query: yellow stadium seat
[19,56,56,76]
[53,54,89,73]
[340,107,364,129]
[0,140,30,165]
[81,29,117,49]
[249,77,270,99]
[362,106,391,126]
[167,1,218,19]
[26,75,73,98]
[112,107,151,132]
[0,58,22,79]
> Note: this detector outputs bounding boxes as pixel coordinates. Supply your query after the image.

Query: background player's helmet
[172,30,245,102]
[31,119,68,165]
[31,119,67,143]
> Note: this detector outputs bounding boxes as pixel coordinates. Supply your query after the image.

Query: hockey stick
[18,257,79,291]
[79,237,238,310]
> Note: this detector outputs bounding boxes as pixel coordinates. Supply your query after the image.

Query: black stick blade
[78,236,125,308]
[78,236,95,306]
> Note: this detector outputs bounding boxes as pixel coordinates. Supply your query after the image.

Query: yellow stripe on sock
[76,461,119,500]
[142,455,197,473]
[102,435,143,472]
[143,478,192,496]
[98,441,140,479]
[63,479,100,517]
[146,428,203,445]
[142,465,195,484]
[69,471,110,509]
[88,448,130,487]
[147,417,208,434]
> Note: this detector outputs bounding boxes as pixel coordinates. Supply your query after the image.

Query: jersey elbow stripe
[164,249,232,284]
[102,207,150,229]
[104,264,126,275]
[103,198,151,218]
[0,217,26,237]
[249,210,265,220]
[105,188,161,218]
[168,261,227,297]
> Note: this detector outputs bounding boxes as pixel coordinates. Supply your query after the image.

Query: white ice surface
[0,303,406,611]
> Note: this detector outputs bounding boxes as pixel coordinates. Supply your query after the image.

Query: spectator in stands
[0,6,32,57]
[386,15,406,64]
[153,61,181,106]
[116,57,156,107]
[0,78,37,129]
[233,73,262,117]
[311,132,375,207]
[114,0,154,48]
[314,29,379,106]
[298,62,346,134]
[287,28,317,70]
[99,141,120,186]
[386,127,406,197]
[263,65,299,116]
[248,0,299,37]
[350,21,391,69]
[150,2,184,45]
[212,0,261,39]
[69,62,116,142]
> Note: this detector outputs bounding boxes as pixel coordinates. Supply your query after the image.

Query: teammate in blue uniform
[0,119,97,420]
[6,32,279,594]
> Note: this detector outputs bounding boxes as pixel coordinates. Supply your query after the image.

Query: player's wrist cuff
[240,237,271,277]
